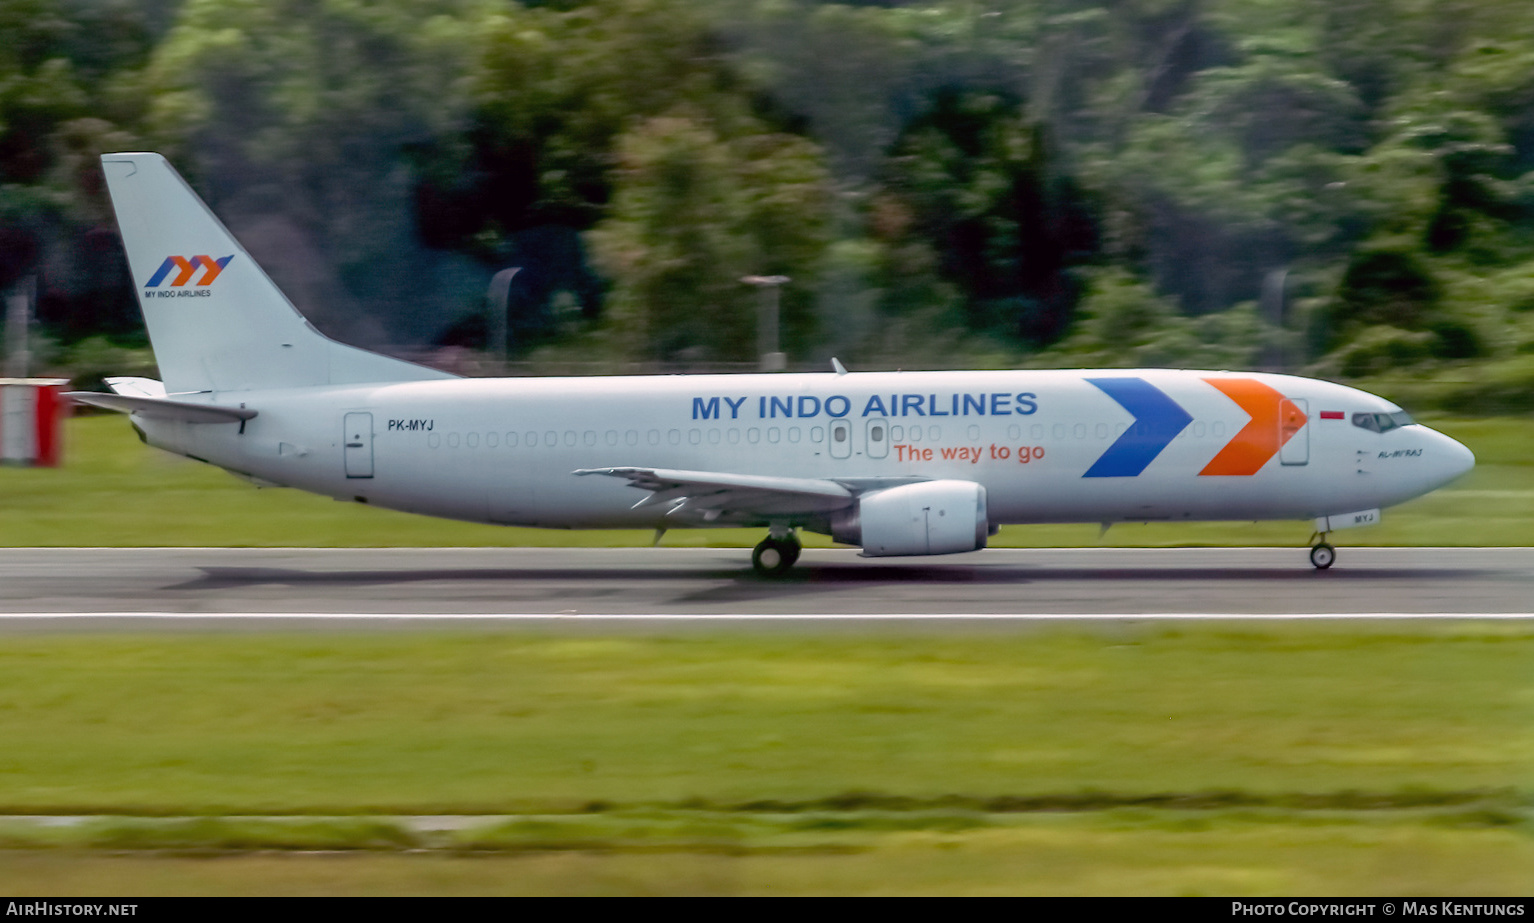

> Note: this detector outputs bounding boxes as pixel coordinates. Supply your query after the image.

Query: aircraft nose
[1428,428,1475,487]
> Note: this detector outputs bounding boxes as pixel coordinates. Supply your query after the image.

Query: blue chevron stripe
[1082,378,1193,478]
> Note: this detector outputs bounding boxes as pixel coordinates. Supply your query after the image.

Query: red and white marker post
[0,378,68,467]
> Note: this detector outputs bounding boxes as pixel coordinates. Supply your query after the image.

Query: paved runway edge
[6,547,1531,617]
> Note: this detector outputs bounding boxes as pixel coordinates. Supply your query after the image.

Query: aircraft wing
[572,466,860,521]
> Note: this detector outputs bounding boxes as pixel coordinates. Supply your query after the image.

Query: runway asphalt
[0,547,1529,624]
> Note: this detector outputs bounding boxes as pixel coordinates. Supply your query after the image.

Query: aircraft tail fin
[100,152,455,394]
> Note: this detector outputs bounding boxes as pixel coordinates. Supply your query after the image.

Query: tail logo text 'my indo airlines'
[144,255,234,289]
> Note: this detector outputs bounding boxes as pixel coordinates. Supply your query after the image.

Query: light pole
[4,275,34,379]
[741,274,789,372]
[1261,267,1288,373]
[487,267,521,374]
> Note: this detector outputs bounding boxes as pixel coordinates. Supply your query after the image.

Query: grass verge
[0,813,1529,895]
[0,625,1528,893]
[0,627,1528,812]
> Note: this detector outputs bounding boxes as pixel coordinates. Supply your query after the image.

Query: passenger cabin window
[1352,411,1415,433]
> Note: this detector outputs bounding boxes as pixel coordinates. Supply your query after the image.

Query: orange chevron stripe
[1198,378,1307,476]
[168,255,197,286]
[192,255,226,285]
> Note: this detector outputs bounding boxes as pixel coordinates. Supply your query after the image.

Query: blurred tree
[3,0,1533,388]
[587,115,831,361]
[877,89,1097,344]
[0,0,166,351]
[1100,44,1368,316]
[415,0,766,348]
[1050,265,1270,368]
[142,0,500,343]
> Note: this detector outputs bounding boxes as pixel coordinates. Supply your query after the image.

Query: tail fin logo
[144,255,234,288]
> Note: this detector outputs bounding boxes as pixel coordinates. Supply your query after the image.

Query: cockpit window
[1352,411,1416,434]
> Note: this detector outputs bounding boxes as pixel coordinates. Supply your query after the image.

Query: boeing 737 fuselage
[73,153,1476,574]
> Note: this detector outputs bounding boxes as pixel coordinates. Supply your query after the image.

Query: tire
[1309,542,1336,570]
[752,537,794,576]
[782,535,802,567]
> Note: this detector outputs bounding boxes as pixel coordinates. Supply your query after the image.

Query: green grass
[0,626,1528,892]
[0,414,1530,546]
[0,628,1528,812]
[4,416,1533,892]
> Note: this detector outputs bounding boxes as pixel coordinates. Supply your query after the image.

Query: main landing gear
[752,528,802,577]
[1308,533,1336,570]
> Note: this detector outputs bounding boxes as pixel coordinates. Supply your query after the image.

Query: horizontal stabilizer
[104,376,167,398]
[65,392,257,425]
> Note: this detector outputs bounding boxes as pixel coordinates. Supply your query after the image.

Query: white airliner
[72,152,1475,574]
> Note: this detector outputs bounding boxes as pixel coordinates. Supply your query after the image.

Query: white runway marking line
[0,612,1532,621]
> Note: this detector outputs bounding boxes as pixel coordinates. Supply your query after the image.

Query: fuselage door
[344,411,374,478]
[866,418,889,459]
[829,418,852,459]
[1279,398,1309,466]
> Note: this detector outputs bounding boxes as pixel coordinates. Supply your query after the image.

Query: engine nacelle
[832,480,989,557]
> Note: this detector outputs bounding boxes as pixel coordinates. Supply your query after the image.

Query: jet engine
[831,480,989,557]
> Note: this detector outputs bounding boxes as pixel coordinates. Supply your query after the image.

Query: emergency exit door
[344,412,374,478]
[1279,398,1308,466]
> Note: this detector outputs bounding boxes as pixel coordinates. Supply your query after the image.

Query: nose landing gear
[752,527,802,576]
[1308,533,1336,570]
